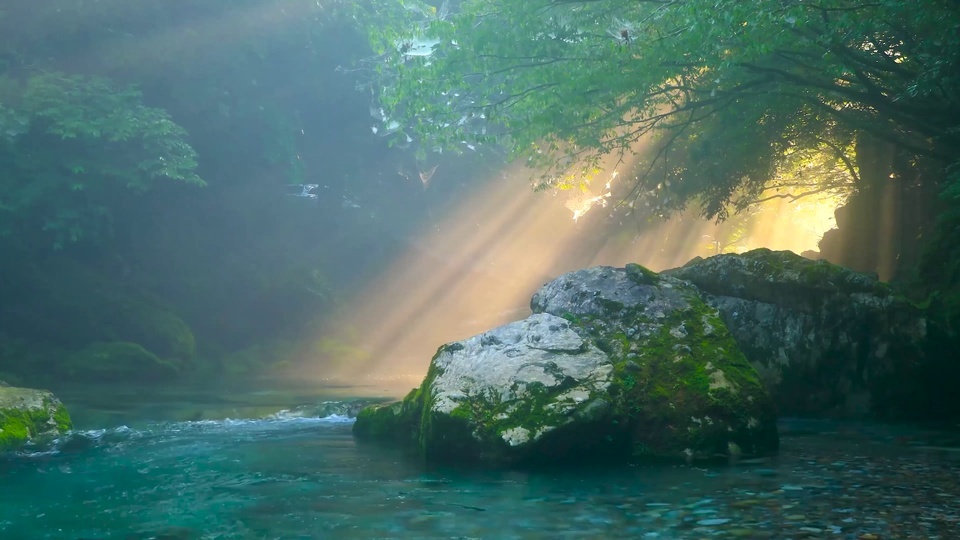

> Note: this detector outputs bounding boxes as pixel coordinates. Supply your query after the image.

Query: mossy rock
[353,387,424,445]
[531,267,778,462]
[666,248,889,313]
[355,266,778,467]
[62,341,180,381]
[670,249,934,420]
[0,386,72,452]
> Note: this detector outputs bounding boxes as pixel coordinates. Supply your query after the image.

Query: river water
[2,385,959,539]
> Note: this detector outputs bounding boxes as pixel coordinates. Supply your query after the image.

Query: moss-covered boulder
[0,386,72,452]
[353,388,425,445]
[668,249,931,419]
[354,266,778,467]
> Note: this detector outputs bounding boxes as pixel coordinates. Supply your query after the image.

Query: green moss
[417,365,609,465]
[416,349,448,455]
[597,298,626,313]
[353,399,419,443]
[798,260,837,285]
[625,263,660,285]
[0,396,71,452]
[51,400,72,432]
[355,344,454,453]
[0,410,32,451]
[576,282,774,460]
[353,384,428,444]
[673,248,889,317]
[747,249,883,297]
[489,382,557,435]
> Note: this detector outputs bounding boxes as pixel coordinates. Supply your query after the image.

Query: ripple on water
[0,417,958,538]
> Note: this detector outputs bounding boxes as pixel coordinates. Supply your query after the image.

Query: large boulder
[0,386,72,452]
[354,265,779,466]
[668,248,930,419]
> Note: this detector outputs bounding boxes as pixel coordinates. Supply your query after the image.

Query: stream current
[2,386,959,539]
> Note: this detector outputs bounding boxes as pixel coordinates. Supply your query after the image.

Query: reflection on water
[2,393,959,539]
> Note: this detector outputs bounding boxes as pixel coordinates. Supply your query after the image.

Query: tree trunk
[814,135,942,281]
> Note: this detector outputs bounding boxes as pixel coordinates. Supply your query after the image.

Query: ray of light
[21,2,849,390]
[288,145,844,391]
[286,138,666,387]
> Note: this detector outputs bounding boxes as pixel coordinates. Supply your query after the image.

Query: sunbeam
[286,145,841,391]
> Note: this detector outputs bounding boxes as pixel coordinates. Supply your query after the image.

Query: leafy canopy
[0,73,203,247]
[355,0,960,217]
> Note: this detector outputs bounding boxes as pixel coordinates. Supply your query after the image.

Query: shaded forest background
[0,0,502,387]
[1,0,958,390]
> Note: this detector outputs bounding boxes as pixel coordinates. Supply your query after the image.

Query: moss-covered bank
[0,386,72,452]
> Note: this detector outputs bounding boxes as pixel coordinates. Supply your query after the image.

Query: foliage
[355,0,960,218]
[62,341,180,382]
[0,72,202,247]
[0,255,197,363]
[0,0,374,382]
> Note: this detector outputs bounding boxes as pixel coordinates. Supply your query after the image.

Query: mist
[4,3,959,538]
[0,0,838,396]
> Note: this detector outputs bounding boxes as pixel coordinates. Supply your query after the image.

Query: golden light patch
[284,142,842,391]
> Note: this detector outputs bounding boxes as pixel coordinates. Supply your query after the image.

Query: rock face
[668,249,929,419]
[0,386,72,452]
[354,265,779,466]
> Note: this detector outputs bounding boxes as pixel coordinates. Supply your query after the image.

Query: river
[2,385,958,539]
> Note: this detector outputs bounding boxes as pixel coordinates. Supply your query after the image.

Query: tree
[0,73,202,247]
[354,0,960,218]
[0,0,377,381]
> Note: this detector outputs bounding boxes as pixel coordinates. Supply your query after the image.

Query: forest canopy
[0,0,958,386]
[0,0,349,248]
[0,72,202,247]
[355,0,960,218]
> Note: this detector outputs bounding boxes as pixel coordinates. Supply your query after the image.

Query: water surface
[2,388,959,539]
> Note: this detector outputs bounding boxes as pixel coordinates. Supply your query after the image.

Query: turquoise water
[2,390,960,539]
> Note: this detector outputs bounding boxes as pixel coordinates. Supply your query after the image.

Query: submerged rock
[668,248,929,419]
[0,386,72,452]
[354,265,779,467]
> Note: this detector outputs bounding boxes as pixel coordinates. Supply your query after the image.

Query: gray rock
[669,248,929,419]
[424,313,614,453]
[355,265,778,466]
